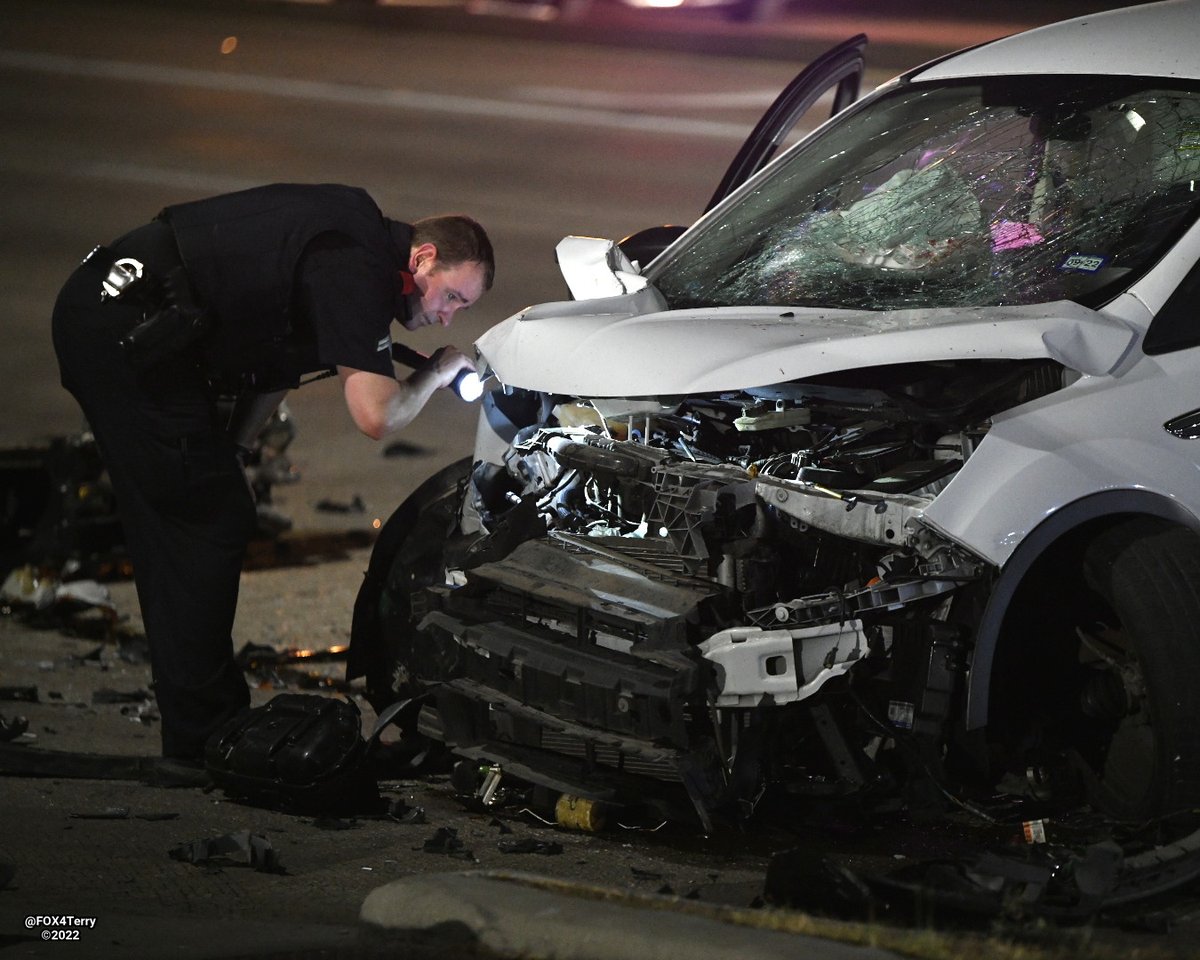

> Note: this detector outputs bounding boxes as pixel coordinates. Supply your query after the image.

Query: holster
[117,266,212,371]
[80,244,211,371]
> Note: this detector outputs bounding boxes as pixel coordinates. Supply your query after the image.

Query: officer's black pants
[51,227,254,760]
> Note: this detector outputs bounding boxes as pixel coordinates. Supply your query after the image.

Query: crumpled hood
[475,289,1138,397]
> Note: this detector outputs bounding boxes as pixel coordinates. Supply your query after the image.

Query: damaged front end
[358,358,1068,829]
[349,68,1200,829]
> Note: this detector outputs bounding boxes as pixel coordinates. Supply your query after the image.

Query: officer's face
[404,255,487,330]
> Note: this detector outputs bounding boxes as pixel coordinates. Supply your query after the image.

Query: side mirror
[617,225,688,271]
[555,236,648,301]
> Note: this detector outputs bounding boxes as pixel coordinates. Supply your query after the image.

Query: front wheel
[1076,518,1200,822]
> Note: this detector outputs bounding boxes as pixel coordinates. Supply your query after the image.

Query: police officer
[51,183,494,773]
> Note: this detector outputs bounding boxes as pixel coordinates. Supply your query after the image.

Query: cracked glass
[651,77,1200,313]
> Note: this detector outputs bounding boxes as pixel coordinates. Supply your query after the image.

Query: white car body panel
[477,299,1137,397]
[924,222,1200,565]
[914,0,1200,82]
[924,348,1200,567]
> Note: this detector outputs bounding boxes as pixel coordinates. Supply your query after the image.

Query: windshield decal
[1059,253,1109,273]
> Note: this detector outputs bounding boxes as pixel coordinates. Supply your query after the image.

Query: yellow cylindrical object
[554,794,607,832]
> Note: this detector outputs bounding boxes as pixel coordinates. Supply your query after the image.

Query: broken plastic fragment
[0,567,56,610]
[92,688,152,705]
[386,799,426,824]
[168,831,283,873]
[0,568,115,614]
[70,807,130,820]
[420,826,476,861]
[54,579,115,613]
[497,837,563,856]
[0,715,28,742]
[315,495,365,514]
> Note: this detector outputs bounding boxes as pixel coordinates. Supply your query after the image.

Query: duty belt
[79,245,211,371]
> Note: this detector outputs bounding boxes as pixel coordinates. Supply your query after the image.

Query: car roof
[913,0,1200,83]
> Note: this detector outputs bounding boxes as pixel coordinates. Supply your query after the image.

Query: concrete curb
[360,870,902,960]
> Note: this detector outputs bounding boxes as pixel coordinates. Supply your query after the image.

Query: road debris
[496,837,563,856]
[1,425,295,591]
[1023,819,1048,844]
[205,692,378,814]
[315,495,365,515]
[69,806,131,820]
[763,811,1200,929]
[0,714,29,741]
[234,641,352,692]
[421,826,476,861]
[168,831,283,873]
[386,798,426,824]
[311,816,358,831]
[91,688,152,704]
[555,794,607,833]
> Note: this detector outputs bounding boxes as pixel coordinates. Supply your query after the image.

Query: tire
[348,457,472,711]
[1078,517,1200,823]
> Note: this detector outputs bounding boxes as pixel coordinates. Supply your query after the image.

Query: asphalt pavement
[158,0,1154,71]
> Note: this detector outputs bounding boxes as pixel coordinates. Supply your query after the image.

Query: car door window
[1145,254,1200,354]
[705,34,867,213]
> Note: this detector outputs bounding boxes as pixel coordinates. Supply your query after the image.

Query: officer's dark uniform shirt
[284,231,409,388]
[158,183,412,391]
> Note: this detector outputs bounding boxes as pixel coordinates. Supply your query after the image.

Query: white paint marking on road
[80,162,262,194]
[0,155,262,195]
[510,85,783,109]
[0,49,754,141]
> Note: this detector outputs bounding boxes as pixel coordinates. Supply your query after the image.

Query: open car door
[619,34,868,266]
[706,33,867,211]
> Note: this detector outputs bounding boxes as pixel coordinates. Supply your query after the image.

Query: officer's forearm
[380,369,440,436]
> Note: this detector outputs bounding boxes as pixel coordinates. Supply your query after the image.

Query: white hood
[476,290,1138,397]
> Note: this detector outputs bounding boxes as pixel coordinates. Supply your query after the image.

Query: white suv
[350,0,1200,831]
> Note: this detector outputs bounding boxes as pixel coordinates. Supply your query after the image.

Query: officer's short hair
[413,215,495,290]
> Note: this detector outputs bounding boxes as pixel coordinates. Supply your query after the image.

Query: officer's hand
[425,346,475,390]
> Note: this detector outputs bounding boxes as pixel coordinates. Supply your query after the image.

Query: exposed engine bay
[388,358,1065,829]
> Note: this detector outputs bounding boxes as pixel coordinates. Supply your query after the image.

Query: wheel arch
[964,489,1200,731]
[345,455,474,690]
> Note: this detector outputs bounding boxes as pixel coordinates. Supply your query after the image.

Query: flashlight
[452,368,485,402]
[390,342,484,402]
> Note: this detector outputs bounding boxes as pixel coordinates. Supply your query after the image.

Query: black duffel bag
[204,694,379,814]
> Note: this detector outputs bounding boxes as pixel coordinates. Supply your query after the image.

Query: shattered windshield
[651,77,1200,311]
